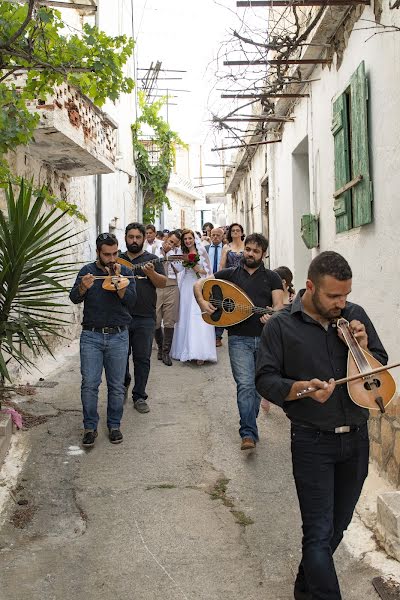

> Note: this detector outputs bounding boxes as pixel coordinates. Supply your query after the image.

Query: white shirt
[144,239,163,257]
[161,246,183,279]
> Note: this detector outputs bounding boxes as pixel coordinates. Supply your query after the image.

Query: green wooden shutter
[350,61,373,227]
[332,92,352,232]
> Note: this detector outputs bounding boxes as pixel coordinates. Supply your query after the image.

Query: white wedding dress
[171,254,217,363]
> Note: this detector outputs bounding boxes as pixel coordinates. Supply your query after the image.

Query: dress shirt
[144,239,163,256]
[208,243,223,273]
[161,246,183,280]
[255,290,388,429]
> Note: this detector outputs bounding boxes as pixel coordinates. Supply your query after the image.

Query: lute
[201,279,274,327]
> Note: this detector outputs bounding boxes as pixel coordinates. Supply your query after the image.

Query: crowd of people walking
[69,220,389,600]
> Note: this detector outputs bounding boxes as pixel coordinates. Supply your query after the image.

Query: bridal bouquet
[183,252,201,278]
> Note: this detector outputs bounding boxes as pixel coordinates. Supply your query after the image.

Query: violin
[297,318,398,412]
[102,264,130,292]
[335,318,396,413]
[81,264,130,292]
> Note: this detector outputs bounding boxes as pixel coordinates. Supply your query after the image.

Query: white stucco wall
[163,189,196,231]
[267,4,400,364]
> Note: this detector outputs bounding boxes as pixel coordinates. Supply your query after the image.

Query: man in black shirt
[194,233,284,450]
[255,251,388,600]
[70,233,137,447]
[120,223,166,413]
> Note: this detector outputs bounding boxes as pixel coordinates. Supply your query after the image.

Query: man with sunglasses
[70,233,137,447]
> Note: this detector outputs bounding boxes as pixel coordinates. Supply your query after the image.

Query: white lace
[194,232,212,277]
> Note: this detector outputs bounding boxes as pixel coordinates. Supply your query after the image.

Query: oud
[201,279,273,327]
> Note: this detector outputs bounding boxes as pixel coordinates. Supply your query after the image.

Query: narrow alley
[0,344,390,600]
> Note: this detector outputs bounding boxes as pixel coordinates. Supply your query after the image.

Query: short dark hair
[202,222,213,231]
[227,222,244,243]
[169,229,181,241]
[308,251,352,284]
[145,224,156,232]
[244,233,268,253]
[96,232,118,251]
[125,222,145,237]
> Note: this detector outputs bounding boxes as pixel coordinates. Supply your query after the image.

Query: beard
[126,241,143,254]
[243,256,263,269]
[312,289,342,321]
[98,256,115,271]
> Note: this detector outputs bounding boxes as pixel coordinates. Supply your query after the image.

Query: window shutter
[350,61,373,227]
[332,92,352,232]
[301,214,319,249]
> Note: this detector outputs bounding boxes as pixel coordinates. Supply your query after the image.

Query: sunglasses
[96,232,118,246]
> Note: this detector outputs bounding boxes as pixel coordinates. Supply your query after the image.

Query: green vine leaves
[0,2,135,220]
[132,92,187,223]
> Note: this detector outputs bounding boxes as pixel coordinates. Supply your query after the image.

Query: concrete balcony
[23,82,117,176]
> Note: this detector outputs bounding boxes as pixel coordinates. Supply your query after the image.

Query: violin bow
[296,361,400,398]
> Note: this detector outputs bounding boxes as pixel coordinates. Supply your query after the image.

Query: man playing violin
[69,233,137,448]
[120,223,167,413]
[255,251,388,600]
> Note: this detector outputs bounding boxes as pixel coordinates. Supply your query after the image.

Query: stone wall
[369,399,400,488]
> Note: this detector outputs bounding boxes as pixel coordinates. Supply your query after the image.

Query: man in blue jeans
[255,251,388,600]
[194,233,284,450]
[120,223,166,413]
[70,233,137,447]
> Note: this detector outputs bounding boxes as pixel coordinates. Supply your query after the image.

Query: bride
[171,229,217,365]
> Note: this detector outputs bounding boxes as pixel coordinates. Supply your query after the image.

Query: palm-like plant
[0,179,77,381]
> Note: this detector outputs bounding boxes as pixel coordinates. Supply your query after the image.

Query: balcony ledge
[23,82,118,176]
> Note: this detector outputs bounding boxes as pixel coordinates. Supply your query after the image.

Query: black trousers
[124,316,155,402]
[291,423,369,600]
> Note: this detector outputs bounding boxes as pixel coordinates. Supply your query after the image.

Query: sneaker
[82,430,98,447]
[241,437,256,451]
[109,428,123,444]
[134,399,150,413]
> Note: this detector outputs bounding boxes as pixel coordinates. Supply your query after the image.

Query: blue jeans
[228,335,261,441]
[80,329,129,430]
[125,316,155,402]
[291,423,369,600]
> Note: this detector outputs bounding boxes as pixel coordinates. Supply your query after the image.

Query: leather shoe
[216,338,222,347]
[241,437,256,450]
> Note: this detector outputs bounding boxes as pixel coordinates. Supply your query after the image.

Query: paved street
[0,342,385,600]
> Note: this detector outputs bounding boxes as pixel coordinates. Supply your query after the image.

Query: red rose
[188,252,197,261]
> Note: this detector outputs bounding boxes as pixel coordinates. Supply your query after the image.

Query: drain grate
[33,381,59,388]
[372,577,400,600]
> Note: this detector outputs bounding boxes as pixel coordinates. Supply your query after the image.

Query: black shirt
[213,262,283,337]
[119,251,165,319]
[69,262,137,327]
[255,290,388,429]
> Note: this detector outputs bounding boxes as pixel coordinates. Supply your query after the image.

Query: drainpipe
[95,3,102,234]
[95,174,102,234]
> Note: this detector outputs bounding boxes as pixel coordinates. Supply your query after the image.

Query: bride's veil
[194,231,212,277]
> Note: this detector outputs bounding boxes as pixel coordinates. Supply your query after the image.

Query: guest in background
[206,227,226,347]
[201,222,214,245]
[144,224,162,255]
[274,266,296,305]
[154,230,183,366]
[156,230,164,241]
[261,265,296,414]
[219,223,245,269]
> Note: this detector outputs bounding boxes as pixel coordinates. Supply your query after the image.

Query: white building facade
[224,4,400,488]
